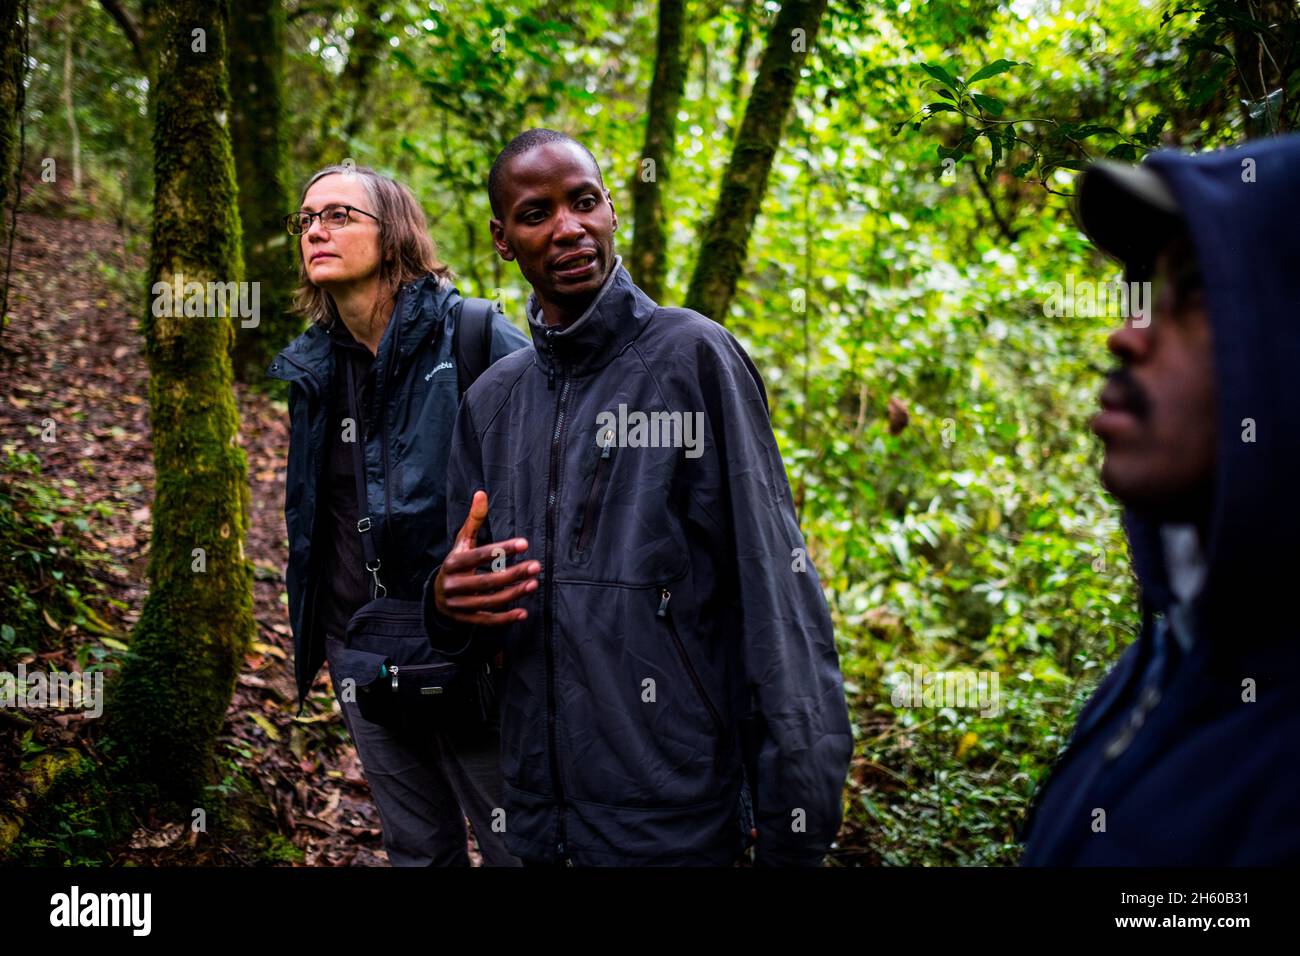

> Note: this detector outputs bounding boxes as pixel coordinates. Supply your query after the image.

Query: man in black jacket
[1021,135,1300,864]
[423,129,853,866]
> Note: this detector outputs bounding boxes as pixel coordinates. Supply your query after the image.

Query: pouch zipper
[575,428,615,554]
[658,590,725,739]
[388,663,453,692]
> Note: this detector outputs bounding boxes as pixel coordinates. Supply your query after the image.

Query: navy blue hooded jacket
[266,276,528,710]
[1021,135,1300,865]
[424,262,853,866]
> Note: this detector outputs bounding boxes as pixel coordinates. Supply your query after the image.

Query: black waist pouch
[333,597,494,735]
[331,360,495,736]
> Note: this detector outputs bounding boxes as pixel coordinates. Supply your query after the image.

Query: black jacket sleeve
[691,326,854,866]
[422,308,525,658]
[421,397,502,666]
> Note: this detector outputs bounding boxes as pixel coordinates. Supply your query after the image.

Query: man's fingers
[455,490,490,548]
[447,607,529,626]
[444,560,541,595]
[444,538,532,573]
[444,578,538,612]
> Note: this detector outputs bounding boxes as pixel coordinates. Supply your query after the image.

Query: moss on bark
[105,0,255,807]
[684,0,828,323]
[629,0,686,303]
[0,0,22,249]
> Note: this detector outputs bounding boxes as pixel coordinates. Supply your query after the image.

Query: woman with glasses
[267,164,528,865]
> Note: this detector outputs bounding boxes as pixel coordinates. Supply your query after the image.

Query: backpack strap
[344,357,386,601]
[454,296,499,398]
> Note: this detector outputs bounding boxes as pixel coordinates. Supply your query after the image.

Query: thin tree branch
[98,0,147,74]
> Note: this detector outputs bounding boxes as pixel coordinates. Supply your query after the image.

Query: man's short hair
[488,128,606,219]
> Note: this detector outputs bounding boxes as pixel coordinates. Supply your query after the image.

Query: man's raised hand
[434,490,541,625]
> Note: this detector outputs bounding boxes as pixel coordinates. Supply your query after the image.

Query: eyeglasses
[284,204,380,236]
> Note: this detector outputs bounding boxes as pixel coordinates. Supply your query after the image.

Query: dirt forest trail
[0,212,405,865]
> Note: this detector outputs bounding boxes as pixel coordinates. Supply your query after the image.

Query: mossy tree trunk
[229,0,299,382]
[730,0,755,114]
[629,0,686,303]
[0,0,22,248]
[107,0,255,807]
[684,0,827,324]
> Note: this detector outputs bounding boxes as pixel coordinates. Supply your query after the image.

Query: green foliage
[260,832,305,865]
[0,450,118,667]
[1164,0,1300,135]
[20,2,151,226]
[4,750,125,866]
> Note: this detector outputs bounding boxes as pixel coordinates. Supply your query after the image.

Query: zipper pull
[390,665,399,692]
[657,590,671,618]
[545,330,557,390]
[600,429,614,459]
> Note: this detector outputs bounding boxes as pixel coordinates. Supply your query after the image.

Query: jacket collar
[525,257,657,379]
[270,274,455,389]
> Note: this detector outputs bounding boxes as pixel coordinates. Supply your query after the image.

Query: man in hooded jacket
[422,129,854,866]
[1020,134,1300,865]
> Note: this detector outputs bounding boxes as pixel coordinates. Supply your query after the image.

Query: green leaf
[920,62,959,90]
[966,59,1021,85]
[249,712,281,742]
[1074,124,1120,139]
[985,128,1003,166]
[925,102,959,114]
[970,93,1004,116]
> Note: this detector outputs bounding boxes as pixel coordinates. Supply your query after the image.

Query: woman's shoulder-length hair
[291,164,454,328]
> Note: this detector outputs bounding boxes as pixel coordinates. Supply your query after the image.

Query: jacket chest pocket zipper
[658,589,725,739]
[575,429,615,555]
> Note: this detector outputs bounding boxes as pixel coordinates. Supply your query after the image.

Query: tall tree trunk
[730,0,754,108]
[0,0,22,240]
[684,0,827,323]
[0,0,27,341]
[629,0,686,302]
[107,0,255,806]
[229,0,299,382]
[99,0,149,75]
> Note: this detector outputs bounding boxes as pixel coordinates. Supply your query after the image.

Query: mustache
[1102,366,1151,419]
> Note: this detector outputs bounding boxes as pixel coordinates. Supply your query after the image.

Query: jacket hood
[268,274,458,388]
[1120,134,1300,648]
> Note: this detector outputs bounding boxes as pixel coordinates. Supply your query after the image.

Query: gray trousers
[325,636,521,866]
